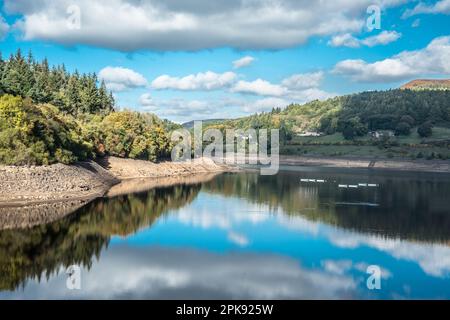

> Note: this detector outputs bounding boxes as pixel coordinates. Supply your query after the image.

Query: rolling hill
[200,87,450,159]
[401,79,450,91]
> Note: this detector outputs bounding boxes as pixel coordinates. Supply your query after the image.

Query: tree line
[0,49,115,115]
[204,88,450,142]
[317,89,450,139]
[0,50,173,165]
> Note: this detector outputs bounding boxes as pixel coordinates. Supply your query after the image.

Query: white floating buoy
[309,179,316,182]
[349,185,358,188]
[317,180,325,183]
[300,179,309,182]
[338,184,348,188]
[358,183,367,187]
[368,184,379,187]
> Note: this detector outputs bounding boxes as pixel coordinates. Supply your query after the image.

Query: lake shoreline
[0,156,232,208]
[1,154,449,229]
[277,155,450,173]
[1,154,449,208]
[0,156,232,229]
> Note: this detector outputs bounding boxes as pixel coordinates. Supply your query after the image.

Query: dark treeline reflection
[203,170,450,242]
[0,184,200,290]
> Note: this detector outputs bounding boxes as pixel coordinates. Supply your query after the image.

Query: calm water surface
[1,167,450,299]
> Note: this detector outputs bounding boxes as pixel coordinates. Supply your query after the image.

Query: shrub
[418,121,433,138]
[0,95,91,165]
[395,122,411,136]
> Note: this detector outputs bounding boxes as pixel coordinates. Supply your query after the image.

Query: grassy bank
[281,127,450,160]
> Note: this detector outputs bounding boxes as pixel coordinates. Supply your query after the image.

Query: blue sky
[0,0,449,123]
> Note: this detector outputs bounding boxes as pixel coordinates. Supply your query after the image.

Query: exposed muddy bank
[0,157,232,229]
[99,156,231,180]
[0,161,119,206]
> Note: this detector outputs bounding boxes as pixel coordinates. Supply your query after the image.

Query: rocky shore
[0,157,232,229]
[0,161,119,206]
[98,156,231,180]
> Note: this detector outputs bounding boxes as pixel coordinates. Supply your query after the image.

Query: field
[281,127,450,159]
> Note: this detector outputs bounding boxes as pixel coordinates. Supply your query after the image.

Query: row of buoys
[338,184,358,188]
[338,184,379,188]
[300,179,326,183]
[300,178,379,188]
[338,183,379,188]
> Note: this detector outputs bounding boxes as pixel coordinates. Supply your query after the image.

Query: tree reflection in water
[203,171,450,242]
[1,169,450,292]
[0,183,201,290]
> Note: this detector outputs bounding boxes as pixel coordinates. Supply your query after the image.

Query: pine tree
[79,73,101,113]
[30,58,52,103]
[0,51,5,95]
[65,71,82,115]
[0,49,115,115]
[2,49,33,97]
[98,80,114,113]
[108,92,115,111]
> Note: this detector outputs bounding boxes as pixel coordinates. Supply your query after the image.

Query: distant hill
[202,89,450,136]
[401,79,450,91]
[198,89,450,159]
[182,119,227,129]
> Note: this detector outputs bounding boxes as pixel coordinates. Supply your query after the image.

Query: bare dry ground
[0,161,119,206]
[0,157,233,229]
[99,156,231,180]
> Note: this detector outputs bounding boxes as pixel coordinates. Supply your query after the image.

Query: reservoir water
[1,167,450,299]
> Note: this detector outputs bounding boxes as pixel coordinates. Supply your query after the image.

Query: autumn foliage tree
[101,111,172,162]
[0,50,176,165]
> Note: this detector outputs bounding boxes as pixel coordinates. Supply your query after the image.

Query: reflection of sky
[2,188,450,299]
[0,246,357,299]
[109,192,450,299]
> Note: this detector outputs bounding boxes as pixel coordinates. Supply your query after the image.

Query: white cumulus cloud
[402,0,450,18]
[281,72,324,90]
[143,70,335,120]
[329,31,401,48]
[232,72,335,103]
[232,79,288,97]
[328,33,361,48]
[232,56,255,69]
[99,66,148,92]
[0,15,9,40]
[333,36,450,82]
[151,71,237,91]
[361,31,402,47]
[4,0,405,51]
[139,93,155,108]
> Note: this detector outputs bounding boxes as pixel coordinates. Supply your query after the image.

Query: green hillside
[204,89,450,160]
